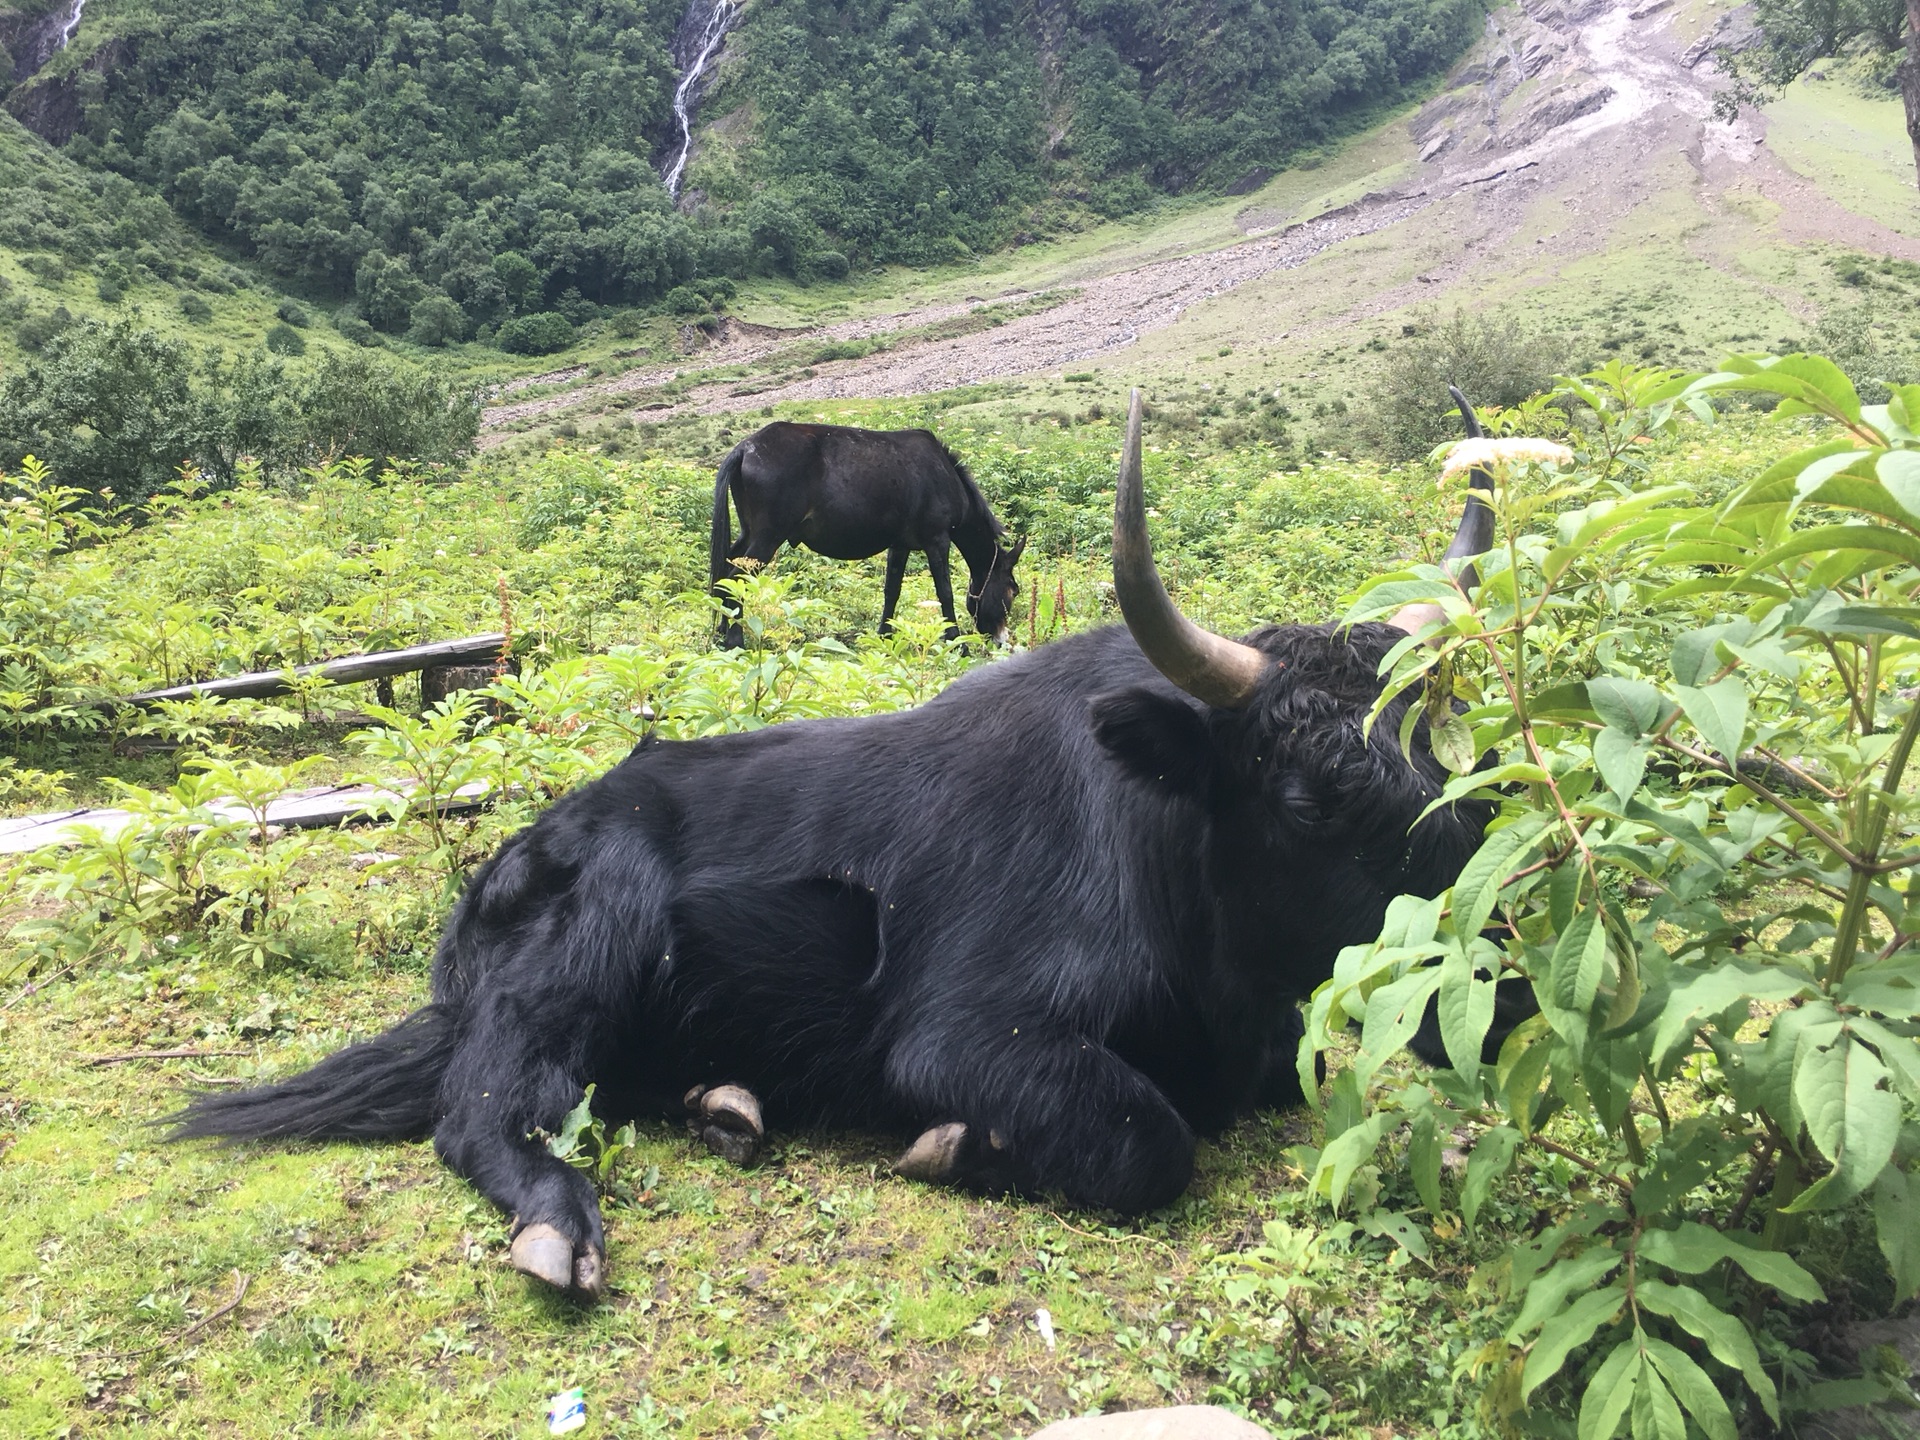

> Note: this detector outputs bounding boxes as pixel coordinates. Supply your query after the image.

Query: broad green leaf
[1408,1104,1444,1216]
[1631,1119,1728,1219]
[1462,1125,1522,1230]
[1836,956,1920,1018]
[1357,1209,1430,1260]
[1502,1025,1555,1133]
[1743,523,1920,576]
[1582,1033,1642,1135]
[1310,1109,1398,1211]
[1648,961,1817,1067]
[1522,1284,1628,1398]
[1635,1279,1778,1421]
[1359,966,1443,1082]
[1588,677,1664,736]
[1725,436,1862,510]
[1787,1032,1898,1210]
[1642,1335,1736,1440]
[1415,763,1552,824]
[1578,1339,1640,1440]
[1509,1248,1625,1337]
[1553,907,1611,1014]
[1431,711,1478,774]
[1794,450,1872,501]
[1450,814,1552,941]
[1631,1352,1686,1440]
[1673,677,1748,762]
[1437,944,1496,1083]
[1698,354,1863,424]
[1848,1015,1920,1102]
[1877,450,1920,518]
[1873,1165,1920,1300]
[1595,727,1651,798]
[1637,1223,1823,1301]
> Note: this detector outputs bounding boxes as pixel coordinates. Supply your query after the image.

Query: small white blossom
[1439,437,1575,476]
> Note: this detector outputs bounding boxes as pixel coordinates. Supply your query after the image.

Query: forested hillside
[0,0,1480,349]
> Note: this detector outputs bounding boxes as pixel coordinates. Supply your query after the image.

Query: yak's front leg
[886,1023,1195,1215]
[433,989,609,1300]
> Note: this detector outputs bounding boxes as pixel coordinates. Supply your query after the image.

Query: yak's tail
[168,1005,459,1143]
[709,444,744,592]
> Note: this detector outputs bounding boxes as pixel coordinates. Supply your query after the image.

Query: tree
[1905,0,1920,182]
[1717,0,1919,186]
[406,294,468,347]
[295,350,479,466]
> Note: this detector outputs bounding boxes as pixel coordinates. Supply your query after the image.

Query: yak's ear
[1090,687,1213,794]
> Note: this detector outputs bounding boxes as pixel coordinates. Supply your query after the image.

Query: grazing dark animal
[175,390,1505,1302]
[709,421,1024,646]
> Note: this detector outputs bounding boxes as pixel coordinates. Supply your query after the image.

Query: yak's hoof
[894,1121,968,1182]
[685,1083,765,1167]
[510,1222,604,1301]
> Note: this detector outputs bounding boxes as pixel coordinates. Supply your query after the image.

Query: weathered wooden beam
[0,781,496,855]
[119,634,508,706]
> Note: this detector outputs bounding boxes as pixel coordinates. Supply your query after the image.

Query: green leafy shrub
[1285,357,1920,1435]
[1347,306,1573,461]
[263,321,306,355]
[495,312,575,356]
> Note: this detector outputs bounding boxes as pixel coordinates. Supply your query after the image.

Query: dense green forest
[0,0,1480,349]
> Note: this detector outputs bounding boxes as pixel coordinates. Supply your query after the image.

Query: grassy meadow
[2,399,1872,1439]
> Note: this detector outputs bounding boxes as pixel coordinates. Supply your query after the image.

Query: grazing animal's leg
[924,538,961,641]
[878,545,911,637]
[887,1023,1195,1215]
[718,532,784,650]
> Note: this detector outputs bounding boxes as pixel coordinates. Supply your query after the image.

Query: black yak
[709,421,1024,646]
[176,391,1499,1300]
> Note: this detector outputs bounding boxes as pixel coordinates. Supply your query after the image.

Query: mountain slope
[473,0,1920,448]
[0,0,1483,346]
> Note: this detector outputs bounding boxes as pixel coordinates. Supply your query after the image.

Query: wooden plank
[0,782,494,856]
[118,633,508,706]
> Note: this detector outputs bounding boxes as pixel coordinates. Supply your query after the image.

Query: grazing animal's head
[966,534,1026,644]
[1092,389,1497,976]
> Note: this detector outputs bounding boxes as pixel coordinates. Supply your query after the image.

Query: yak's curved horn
[1113,389,1269,709]
[1391,386,1497,635]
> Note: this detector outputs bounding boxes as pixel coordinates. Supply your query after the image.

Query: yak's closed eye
[1281,775,1332,825]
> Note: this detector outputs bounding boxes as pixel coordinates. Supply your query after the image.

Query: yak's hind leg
[886,1022,1195,1215]
[430,826,672,1300]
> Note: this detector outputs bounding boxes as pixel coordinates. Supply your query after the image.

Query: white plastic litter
[546,1388,587,1435]
[1035,1307,1057,1351]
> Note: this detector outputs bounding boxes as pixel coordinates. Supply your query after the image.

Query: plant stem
[1829,691,1920,986]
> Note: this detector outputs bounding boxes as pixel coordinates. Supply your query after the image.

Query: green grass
[0,965,1513,1438]
[0,412,1818,1438]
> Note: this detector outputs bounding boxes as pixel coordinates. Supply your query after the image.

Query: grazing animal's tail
[709,444,745,591]
[168,1005,459,1142]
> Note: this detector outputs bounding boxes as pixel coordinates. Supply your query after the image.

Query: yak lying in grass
[709,420,1024,646]
[177,391,1501,1300]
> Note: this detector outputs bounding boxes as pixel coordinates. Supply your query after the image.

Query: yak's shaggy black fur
[175,622,1490,1281]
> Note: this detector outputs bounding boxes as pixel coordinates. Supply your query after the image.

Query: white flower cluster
[1439,437,1576,476]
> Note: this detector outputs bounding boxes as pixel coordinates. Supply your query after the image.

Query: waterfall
[56,0,85,49]
[662,0,737,198]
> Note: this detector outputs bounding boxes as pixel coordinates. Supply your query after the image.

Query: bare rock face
[1409,0,1628,157]
[1028,1407,1272,1440]
[1504,77,1615,145]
